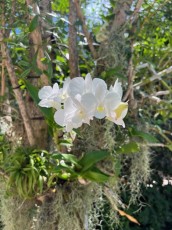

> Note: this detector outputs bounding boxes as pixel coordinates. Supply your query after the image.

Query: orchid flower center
[97,105,104,112]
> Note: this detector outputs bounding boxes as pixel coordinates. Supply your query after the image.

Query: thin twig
[74,0,98,59]
[153,90,170,96]
[147,143,166,148]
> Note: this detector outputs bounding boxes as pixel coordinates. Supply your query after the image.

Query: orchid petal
[110,79,123,99]
[114,102,128,120]
[94,109,106,119]
[104,92,121,115]
[54,109,65,126]
[81,93,96,113]
[94,82,107,103]
[85,73,93,93]
[68,77,85,97]
[39,99,60,109]
[38,86,53,99]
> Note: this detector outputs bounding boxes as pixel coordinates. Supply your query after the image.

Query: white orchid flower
[104,92,128,127]
[54,98,79,132]
[58,77,71,102]
[39,75,128,132]
[38,83,61,109]
[54,93,96,132]
[68,73,93,97]
[92,78,108,119]
[71,93,96,125]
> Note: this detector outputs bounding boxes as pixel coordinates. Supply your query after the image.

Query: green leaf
[79,150,110,172]
[166,144,172,151]
[29,15,39,32]
[61,153,79,165]
[82,167,110,183]
[20,68,31,78]
[19,60,30,67]
[59,139,72,147]
[116,142,140,154]
[130,128,158,143]
[38,175,43,194]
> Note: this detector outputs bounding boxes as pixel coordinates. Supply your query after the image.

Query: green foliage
[4,148,49,198]
[116,142,140,154]
[51,0,69,13]
[1,145,111,198]
[0,135,10,167]
[29,15,39,32]
[78,150,110,172]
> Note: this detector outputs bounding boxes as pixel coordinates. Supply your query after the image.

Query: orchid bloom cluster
[38,74,128,132]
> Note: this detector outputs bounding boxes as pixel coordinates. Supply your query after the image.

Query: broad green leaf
[79,150,110,172]
[82,167,110,183]
[116,142,140,154]
[130,128,158,143]
[29,15,39,32]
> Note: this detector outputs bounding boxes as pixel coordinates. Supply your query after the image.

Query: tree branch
[0,32,36,146]
[111,0,133,32]
[1,1,6,96]
[74,0,98,59]
[134,65,172,88]
[123,45,134,101]
[129,0,144,24]
[69,0,80,78]
[0,56,5,96]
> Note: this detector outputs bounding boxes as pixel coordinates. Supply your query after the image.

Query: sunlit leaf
[116,142,140,154]
[29,15,39,32]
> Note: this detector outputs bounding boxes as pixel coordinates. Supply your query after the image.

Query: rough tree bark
[69,0,80,78]
[24,0,51,148]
